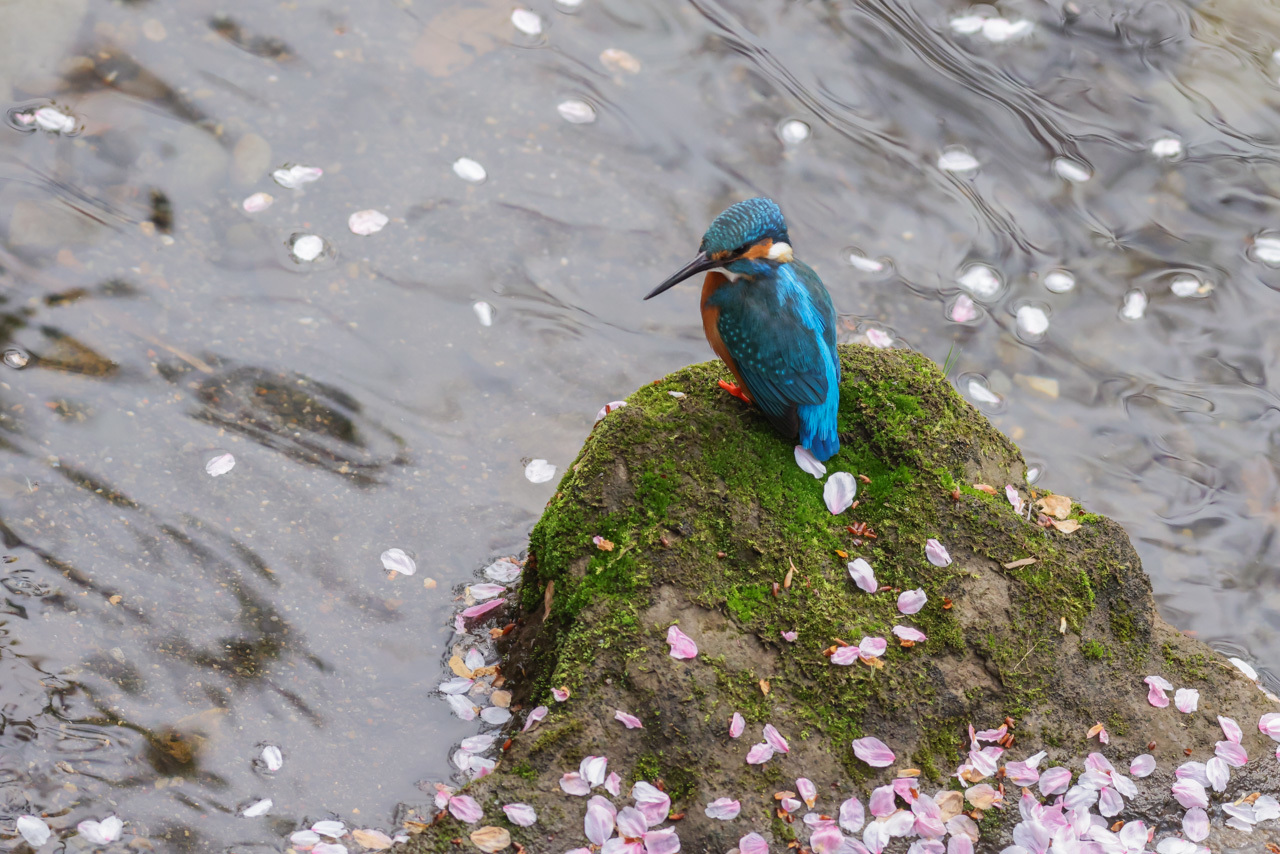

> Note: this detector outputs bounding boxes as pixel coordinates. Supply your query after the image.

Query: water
[2,0,1280,848]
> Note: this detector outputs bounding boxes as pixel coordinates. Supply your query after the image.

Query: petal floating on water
[242,192,274,212]
[557,99,596,124]
[381,548,416,575]
[272,164,324,189]
[511,9,542,34]
[261,744,283,771]
[17,816,51,847]
[242,799,273,817]
[453,158,487,183]
[348,210,389,236]
[469,583,506,601]
[525,459,556,483]
[206,452,236,477]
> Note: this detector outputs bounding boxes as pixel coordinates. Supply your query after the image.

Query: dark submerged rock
[400,345,1280,853]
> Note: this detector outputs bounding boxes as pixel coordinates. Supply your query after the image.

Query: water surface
[2,0,1280,849]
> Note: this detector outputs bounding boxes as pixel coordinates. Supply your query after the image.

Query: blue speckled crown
[699,197,790,255]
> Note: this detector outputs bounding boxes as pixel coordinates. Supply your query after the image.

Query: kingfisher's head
[645,197,794,300]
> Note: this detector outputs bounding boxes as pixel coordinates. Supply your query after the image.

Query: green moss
[510,761,537,781]
[1080,639,1112,661]
[1162,643,1210,682]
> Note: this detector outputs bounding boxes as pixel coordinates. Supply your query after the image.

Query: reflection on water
[3,0,1280,849]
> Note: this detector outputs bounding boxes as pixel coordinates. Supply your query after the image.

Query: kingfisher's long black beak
[644,251,719,300]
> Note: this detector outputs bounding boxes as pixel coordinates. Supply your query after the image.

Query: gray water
[2,0,1280,850]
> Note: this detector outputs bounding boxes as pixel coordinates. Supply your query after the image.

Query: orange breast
[700,272,746,388]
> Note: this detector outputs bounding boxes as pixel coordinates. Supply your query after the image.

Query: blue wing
[710,263,838,442]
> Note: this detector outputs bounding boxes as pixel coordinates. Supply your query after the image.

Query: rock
[398,345,1280,853]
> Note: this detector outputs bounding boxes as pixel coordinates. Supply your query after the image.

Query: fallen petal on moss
[848,558,877,593]
[795,445,827,479]
[897,589,927,615]
[924,539,951,566]
[824,472,857,514]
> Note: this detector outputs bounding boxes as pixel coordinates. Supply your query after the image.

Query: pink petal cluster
[665,625,698,659]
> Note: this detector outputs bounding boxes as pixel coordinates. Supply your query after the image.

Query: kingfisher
[645,197,841,461]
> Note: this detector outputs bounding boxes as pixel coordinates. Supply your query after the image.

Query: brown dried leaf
[1002,558,1037,569]
[774,791,797,801]
[834,549,848,559]
[784,560,795,589]
[973,483,998,495]
[401,821,429,835]
[448,655,473,679]
[1036,494,1072,520]
[1051,519,1081,534]
[1087,722,1105,739]
[759,678,770,695]
[353,829,393,850]
[594,537,615,551]
[490,690,512,708]
[469,827,511,853]
[542,580,554,622]
[898,769,921,777]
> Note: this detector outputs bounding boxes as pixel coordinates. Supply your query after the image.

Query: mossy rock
[399,345,1280,853]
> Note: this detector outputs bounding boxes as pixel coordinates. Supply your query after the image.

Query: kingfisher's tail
[802,423,840,462]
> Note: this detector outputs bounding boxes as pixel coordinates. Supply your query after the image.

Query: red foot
[718,379,753,404]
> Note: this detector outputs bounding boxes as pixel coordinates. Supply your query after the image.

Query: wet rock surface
[399,345,1280,853]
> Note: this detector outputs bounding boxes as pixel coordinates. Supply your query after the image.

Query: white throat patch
[767,241,794,263]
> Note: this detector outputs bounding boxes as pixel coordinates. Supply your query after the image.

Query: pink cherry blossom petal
[1171,779,1208,809]
[796,777,817,807]
[584,798,616,846]
[1216,740,1248,767]
[632,782,671,826]
[1219,715,1243,743]
[1097,787,1123,817]
[739,833,769,854]
[810,824,844,854]
[461,598,506,619]
[848,559,877,593]
[580,756,608,787]
[605,772,622,796]
[852,737,896,767]
[781,630,798,642]
[643,827,681,854]
[1183,807,1209,842]
[615,709,644,729]
[1038,767,1071,796]
[950,294,978,323]
[795,445,827,479]
[1129,754,1156,777]
[892,625,927,643]
[924,539,951,566]
[746,742,775,764]
[552,687,570,702]
[560,773,591,796]
[704,798,741,820]
[757,727,788,752]
[468,583,506,601]
[1175,688,1199,713]
[869,786,896,817]
[595,401,627,422]
[831,645,860,665]
[824,472,858,514]
[1205,757,1228,792]
[1005,485,1024,514]
[616,807,647,839]
[665,625,698,659]
[1260,712,1280,740]
[1003,760,1040,787]
[348,209,390,236]
[897,589,927,615]
[1144,675,1170,708]
[1118,821,1147,852]
[503,804,537,827]
[448,795,483,823]
[839,798,866,834]
[858,636,887,658]
[522,706,548,732]
[729,712,745,739]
